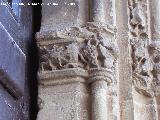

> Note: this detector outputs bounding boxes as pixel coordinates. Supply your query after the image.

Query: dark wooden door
[0,0,32,119]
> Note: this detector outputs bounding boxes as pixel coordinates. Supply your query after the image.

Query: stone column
[91,81,108,120]
[91,0,115,25]
[88,69,111,120]
[88,0,117,119]
[91,0,105,22]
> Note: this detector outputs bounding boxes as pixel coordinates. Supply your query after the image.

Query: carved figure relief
[128,0,147,37]
[78,34,117,71]
[131,40,154,96]
[131,39,160,97]
[128,0,160,97]
[38,23,118,73]
[39,42,79,71]
[79,39,99,68]
[39,46,55,71]
[98,33,117,71]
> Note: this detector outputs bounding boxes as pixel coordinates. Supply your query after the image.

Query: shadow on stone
[28,0,42,119]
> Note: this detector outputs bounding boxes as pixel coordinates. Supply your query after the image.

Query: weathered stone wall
[37,0,160,120]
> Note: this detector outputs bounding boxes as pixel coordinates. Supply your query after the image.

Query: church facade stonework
[36,0,160,120]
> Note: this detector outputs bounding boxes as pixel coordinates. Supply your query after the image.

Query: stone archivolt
[37,22,118,85]
[129,0,160,97]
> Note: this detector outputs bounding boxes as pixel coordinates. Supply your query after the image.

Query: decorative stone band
[38,67,115,86]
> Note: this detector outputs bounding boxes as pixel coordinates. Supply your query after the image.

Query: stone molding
[38,68,87,86]
[88,68,114,85]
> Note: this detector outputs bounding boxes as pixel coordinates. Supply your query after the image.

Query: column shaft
[77,0,89,24]
[91,80,108,120]
[91,0,105,22]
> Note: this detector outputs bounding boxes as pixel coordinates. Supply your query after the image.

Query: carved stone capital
[37,22,118,86]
